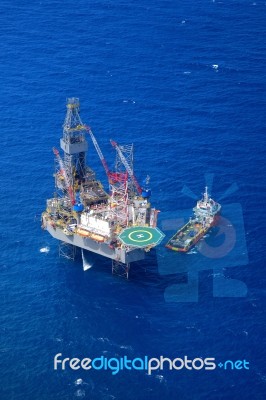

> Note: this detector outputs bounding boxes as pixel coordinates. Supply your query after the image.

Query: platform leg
[59,241,76,260]
[112,259,130,279]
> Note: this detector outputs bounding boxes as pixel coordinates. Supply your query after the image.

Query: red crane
[85,126,127,184]
[110,140,142,195]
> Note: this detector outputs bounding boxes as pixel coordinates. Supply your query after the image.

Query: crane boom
[110,140,142,194]
[85,126,110,177]
[85,127,129,185]
[53,147,75,205]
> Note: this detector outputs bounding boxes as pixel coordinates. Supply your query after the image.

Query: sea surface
[0,0,266,399]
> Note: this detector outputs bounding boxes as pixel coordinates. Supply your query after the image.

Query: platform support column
[59,241,76,260]
[112,260,130,279]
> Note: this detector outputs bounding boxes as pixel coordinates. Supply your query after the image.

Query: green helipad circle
[118,226,165,248]
[128,229,153,243]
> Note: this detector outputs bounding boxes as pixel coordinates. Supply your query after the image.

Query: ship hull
[166,215,219,253]
[166,228,207,252]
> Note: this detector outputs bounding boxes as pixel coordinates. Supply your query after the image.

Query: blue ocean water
[1,0,266,398]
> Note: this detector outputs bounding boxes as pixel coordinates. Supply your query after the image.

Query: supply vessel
[42,98,164,277]
[165,187,221,252]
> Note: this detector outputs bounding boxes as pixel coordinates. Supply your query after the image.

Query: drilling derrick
[60,98,88,184]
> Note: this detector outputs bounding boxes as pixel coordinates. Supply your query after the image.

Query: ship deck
[166,220,205,250]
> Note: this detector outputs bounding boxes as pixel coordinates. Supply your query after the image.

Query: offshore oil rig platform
[42,98,164,278]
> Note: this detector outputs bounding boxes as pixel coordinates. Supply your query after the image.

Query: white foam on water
[120,345,133,351]
[155,374,164,382]
[39,246,50,253]
[123,99,135,104]
[187,249,197,254]
[97,337,110,343]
